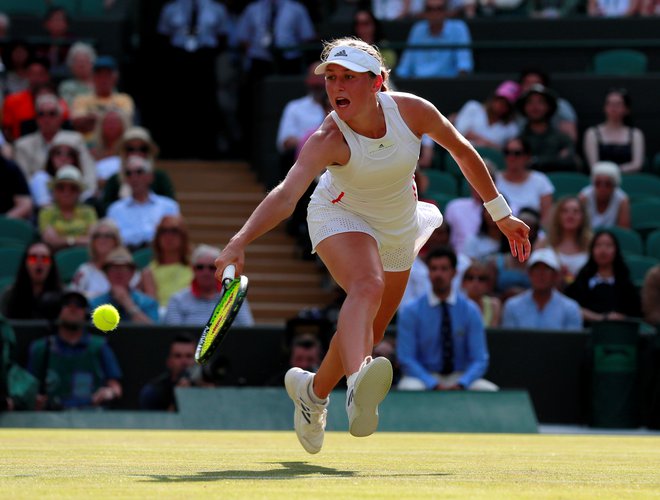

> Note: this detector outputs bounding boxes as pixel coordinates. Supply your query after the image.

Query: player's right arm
[215,116,347,279]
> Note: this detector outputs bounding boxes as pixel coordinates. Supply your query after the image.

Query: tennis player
[214,37,531,454]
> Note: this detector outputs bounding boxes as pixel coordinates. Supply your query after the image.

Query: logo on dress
[334,49,348,57]
[367,139,395,154]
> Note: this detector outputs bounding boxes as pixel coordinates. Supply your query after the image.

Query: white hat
[526,248,560,271]
[49,165,84,190]
[591,161,621,186]
[314,45,381,76]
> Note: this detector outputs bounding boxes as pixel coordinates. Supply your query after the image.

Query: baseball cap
[526,248,560,271]
[61,289,89,309]
[494,80,521,105]
[94,55,117,71]
[103,246,136,270]
[314,45,381,75]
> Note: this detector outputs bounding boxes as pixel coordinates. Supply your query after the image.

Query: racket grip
[222,265,236,287]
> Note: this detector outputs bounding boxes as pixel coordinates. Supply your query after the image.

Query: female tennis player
[214,37,531,454]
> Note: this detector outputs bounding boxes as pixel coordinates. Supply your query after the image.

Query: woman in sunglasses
[1,242,62,319]
[495,136,554,226]
[461,261,501,327]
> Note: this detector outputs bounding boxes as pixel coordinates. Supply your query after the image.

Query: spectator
[139,215,193,309]
[517,68,578,143]
[90,109,131,194]
[267,333,324,386]
[35,6,74,80]
[106,156,180,250]
[496,136,554,225]
[397,247,498,391]
[0,154,32,220]
[565,229,641,325]
[463,207,503,261]
[588,0,641,16]
[640,0,660,14]
[371,0,425,19]
[352,8,398,70]
[1,242,62,320]
[164,244,255,326]
[89,247,159,323]
[518,84,580,172]
[70,56,135,142]
[528,0,581,18]
[38,166,98,251]
[461,261,501,327]
[641,265,660,325]
[539,196,592,285]
[139,333,208,411]
[28,133,96,210]
[0,314,39,411]
[14,94,95,193]
[57,42,96,107]
[579,161,630,229]
[3,40,31,96]
[583,88,645,173]
[71,218,141,299]
[2,57,70,142]
[27,289,122,410]
[453,80,520,149]
[501,248,582,329]
[396,0,473,79]
[101,126,175,209]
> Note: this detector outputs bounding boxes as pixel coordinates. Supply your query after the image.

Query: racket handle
[222,265,236,287]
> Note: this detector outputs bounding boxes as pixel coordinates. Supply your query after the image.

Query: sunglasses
[504,149,526,157]
[194,264,215,271]
[37,110,59,118]
[93,232,116,240]
[159,227,181,235]
[27,254,52,265]
[54,183,80,192]
[52,148,75,157]
[124,145,150,154]
[125,168,147,177]
[595,180,614,187]
[464,274,489,282]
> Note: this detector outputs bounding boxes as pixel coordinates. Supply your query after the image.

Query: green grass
[1,430,660,499]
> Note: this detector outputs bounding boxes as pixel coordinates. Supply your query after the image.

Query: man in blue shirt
[501,248,583,330]
[397,247,497,391]
[396,0,474,79]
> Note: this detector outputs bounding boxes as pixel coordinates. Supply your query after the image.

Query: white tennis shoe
[284,368,328,454]
[346,356,393,437]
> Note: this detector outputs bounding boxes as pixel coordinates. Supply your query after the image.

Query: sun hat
[103,246,136,270]
[314,45,381,75]
[49,165,84,190]
[526,248,560,272]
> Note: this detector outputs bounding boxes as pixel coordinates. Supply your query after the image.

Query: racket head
[195,274,249,364]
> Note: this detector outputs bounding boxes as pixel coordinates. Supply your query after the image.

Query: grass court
[2,429,659,499]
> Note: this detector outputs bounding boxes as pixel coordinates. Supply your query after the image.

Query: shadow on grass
[140,461,450,482]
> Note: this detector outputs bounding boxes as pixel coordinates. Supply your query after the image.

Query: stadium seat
[423,192,455,211]
[645,229,660,260]
[55,247,90,284]
[625,254,659,287]
[0,275,13,293]
[621,173,660,201]
[593,49,648,75]
[132,247,153,269]
[0,217,36,247]
[475,146,506,171]
[0,247,24,281]
[546,172,590,199]
[0,237,27,250]
[606,227,643,256]
[630,200,660,235]
[424,170,460,197]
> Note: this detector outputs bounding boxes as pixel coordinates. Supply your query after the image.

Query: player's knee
[350,275,385,305]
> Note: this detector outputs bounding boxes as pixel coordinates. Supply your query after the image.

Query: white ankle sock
[307,377,328,405]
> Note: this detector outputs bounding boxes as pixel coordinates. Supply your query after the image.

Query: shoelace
[296,398,327,428]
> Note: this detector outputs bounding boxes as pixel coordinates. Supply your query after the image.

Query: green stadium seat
[645,229,660,260]
[546,172,590,199]
[475,146,506,171]
[651,153,660,176]
[630,200,660,235]
[55,247,90,284]
[0,276,13,293]
[424,170,460,197]
[0,248,24,281]
[0,237,28,250]
[621,173,660,201]
[423,192,455,211]
[132,247,153,270]
[606,227,643,256]
[625,254,659,287]
[0,217,36,246]
[593,49,648,75]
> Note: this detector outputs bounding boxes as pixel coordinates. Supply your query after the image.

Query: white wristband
[483,194,512,221]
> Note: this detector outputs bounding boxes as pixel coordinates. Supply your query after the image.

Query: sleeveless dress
[307,92,442,271]
[595,126,633,166]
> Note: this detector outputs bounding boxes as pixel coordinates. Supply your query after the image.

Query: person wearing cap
[106,156,180,250]
[501,248,583,330]
[396,0,474,79]
[164,244,254,326]
[518,84,580,173]
[38,165,98,251]
[578,161,630,229]
[453,80,521,149]
[13,94,95,190]
[71,55,135,141]
[89,247,159,323]
[27,289,123,410]
[214,37,530,453]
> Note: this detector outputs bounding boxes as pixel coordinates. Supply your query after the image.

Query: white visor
[314,45,381,76]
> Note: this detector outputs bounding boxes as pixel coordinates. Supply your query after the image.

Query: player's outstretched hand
[214,242,245,283]
[496,215,531,263]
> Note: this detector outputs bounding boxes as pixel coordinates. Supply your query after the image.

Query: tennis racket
[195,265,249,364]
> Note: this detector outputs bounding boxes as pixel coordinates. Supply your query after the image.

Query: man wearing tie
[396,246,498,391]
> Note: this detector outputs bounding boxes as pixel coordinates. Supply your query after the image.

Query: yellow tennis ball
[92,304,120,332]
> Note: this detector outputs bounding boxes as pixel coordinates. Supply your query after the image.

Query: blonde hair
[88,218,121,261]
[320,37,390,91]
[547,196,592,251]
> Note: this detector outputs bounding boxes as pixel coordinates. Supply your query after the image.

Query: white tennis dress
[307,92,442,271]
